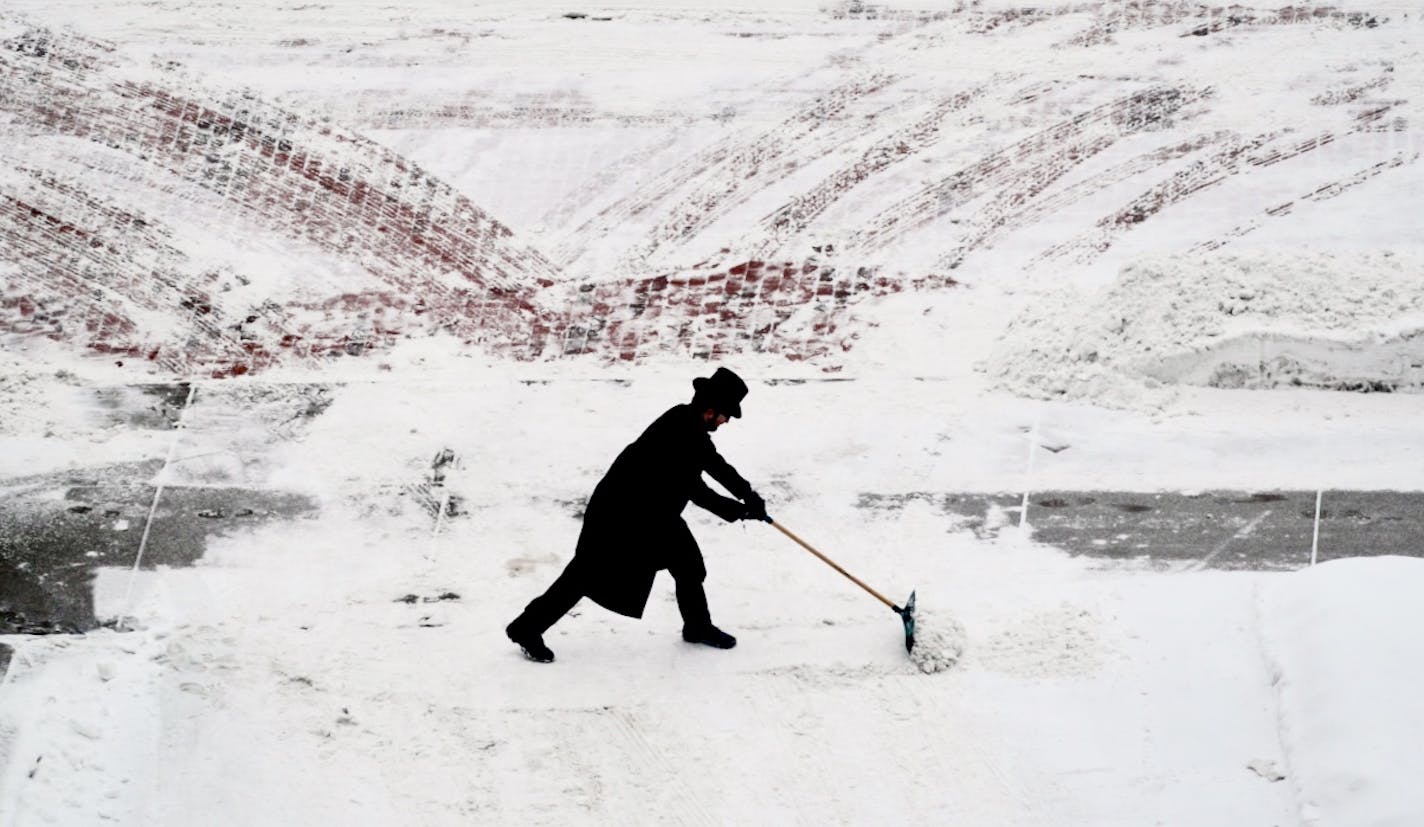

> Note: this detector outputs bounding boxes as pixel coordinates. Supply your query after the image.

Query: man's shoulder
[639,404,706,441]
[650,403,696,425]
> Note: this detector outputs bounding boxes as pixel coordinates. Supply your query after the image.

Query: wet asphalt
[0,462,316,635]
[858,490,1424,571]
[1,382,324,638]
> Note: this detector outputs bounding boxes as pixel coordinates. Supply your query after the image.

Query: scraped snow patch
[989,250,1424,407]
[976,601,1105,679]
[909,609,967,674]
[1260,556,1424,827]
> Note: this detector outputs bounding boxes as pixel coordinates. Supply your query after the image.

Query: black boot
[682,624,736,649]
[506,621,555,663]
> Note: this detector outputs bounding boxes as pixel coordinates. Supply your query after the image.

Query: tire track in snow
[549,0,974,267]
[949,0,1392,48]
[0,192,142,358]
[606,706,718,827]
[1259,87,1417,241]
[1033,130,1290,263]
[1039,102,1407,264]
[936,130,1234,271]
[558,73,901,267]
[752,85,986,256]
[638,74,903,255]
[535,128,687,244]
[0,163,417,375]
[552,259,960,364]
[1169,2,1389,40]
[8,10,1408,374]
[3,19,956,373]
[6,173,246,361]
[848,85,1212,254]
[833,1,1389,48]
[1190,149,1420,254]
[0,20,561,373]
[0,174,244,373]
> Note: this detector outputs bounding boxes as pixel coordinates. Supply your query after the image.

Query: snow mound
[909,609,966,675]
[988,250,1424,407]
[1260,556,1424,827]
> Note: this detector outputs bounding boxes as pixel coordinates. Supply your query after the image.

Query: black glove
[741,491,769,523]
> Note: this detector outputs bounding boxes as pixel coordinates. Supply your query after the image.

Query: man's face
[702,408,729,432]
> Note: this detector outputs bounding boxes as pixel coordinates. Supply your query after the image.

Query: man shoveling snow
[505,367,768,663]
[504,366,965,673]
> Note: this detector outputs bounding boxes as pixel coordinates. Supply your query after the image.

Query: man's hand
[741,491,770,523]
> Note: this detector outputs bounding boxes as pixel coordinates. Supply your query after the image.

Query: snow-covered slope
[3,1,1419,380]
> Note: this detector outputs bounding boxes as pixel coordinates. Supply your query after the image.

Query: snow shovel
[768,519,917,654]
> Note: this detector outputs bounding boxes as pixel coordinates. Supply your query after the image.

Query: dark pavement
[0,462,316,634]
[857,490,1424,571]
[1,381,327,638]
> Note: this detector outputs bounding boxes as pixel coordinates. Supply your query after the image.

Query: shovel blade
[895,590,917,654]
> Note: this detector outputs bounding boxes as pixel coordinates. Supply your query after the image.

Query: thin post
[1019,411,1041,533]
[1310,489,1323,567]
[425,488,452,564]
[120,382,198,629]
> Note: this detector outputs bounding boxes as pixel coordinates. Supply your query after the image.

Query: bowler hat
[692,367,748,418]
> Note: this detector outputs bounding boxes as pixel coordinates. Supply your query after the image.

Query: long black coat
[571,404,752,618]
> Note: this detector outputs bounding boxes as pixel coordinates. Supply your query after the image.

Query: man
[506,367,769,663]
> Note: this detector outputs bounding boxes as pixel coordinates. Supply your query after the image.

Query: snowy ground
[3,362,1423,825]
[3,1,1424,825]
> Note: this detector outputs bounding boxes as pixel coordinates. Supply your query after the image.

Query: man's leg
[514,564,583,634]
[668,553,735,649]
[672,572,712,632]
[507,562,583,662]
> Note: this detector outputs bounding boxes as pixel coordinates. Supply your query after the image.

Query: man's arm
[703,447,768,521]
[689,479,747,523]
[704,447,752,501]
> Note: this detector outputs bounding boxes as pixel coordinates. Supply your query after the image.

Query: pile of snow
[988,250,1424,407]
[1260,556,1424,827]
[908,608,966,674]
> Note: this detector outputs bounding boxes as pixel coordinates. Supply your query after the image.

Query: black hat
[692,367,749,418]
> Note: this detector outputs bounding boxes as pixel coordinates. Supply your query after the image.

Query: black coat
[571,404,752,618]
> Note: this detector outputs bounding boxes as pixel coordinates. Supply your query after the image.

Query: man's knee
[668,554,707,584]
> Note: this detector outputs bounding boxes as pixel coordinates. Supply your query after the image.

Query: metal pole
[1020,411,1041,533]
[1310,489,1323,567]
[120,382,199,629]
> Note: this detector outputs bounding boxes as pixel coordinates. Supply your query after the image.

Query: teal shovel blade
[894,590,917,654]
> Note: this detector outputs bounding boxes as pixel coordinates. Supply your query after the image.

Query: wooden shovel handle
[769,520,897,610]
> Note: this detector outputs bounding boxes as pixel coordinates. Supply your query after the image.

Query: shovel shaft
[770,520,898,610]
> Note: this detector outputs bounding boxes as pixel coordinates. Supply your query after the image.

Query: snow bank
[1260,556,1424,827]
[988,250,1424,407]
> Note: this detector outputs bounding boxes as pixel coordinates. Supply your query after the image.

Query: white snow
[2,1,1424,825]
[1261,557,1424,827]
[989,250,1424,405]
[4,366,1422,825]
